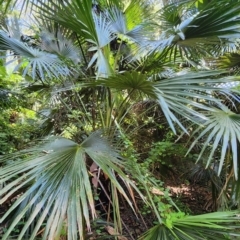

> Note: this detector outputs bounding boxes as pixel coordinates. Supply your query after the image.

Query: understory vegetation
[1,0,240,239]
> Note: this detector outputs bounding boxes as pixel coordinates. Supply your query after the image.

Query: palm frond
[106,6,148,42]
[96,71,156,98]
[4,16,22,40]
[87,12,115,77]
[106,7,128,35]
[91,12,115,48]
[185,0,240,39]
[0,134,140,240]
[0,30,73,80]
[37,0,117,77]
[150,0,240,59]
[36,0,98,43]
[152,71,236,132]
[157,0,192,30]
[216,53,240,69]
[124,0,154,30]
[40,29,81,63]
[139,211,240,240]
[109,1,153,42]
[187,107,240,179]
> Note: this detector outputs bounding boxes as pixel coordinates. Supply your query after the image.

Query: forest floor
[120,178,213,239]
[89,166,214,240]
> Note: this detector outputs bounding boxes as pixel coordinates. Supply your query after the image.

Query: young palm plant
[1,0,240,239]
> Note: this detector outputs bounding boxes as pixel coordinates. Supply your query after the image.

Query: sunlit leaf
[0,30,73,80]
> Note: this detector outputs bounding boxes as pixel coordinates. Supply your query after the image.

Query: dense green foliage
[1,0,240,239]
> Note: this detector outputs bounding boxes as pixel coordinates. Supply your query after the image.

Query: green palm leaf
[96,71,156,97]
[37,0,97,44]
[157,1,185,29]
[0,133,139,240]
[139,211,240,240]
[124,0,153,30]
[216,53,240,69]
[184,0,240,39]
[150,0,240,59]
[187,107,240,179]
[36,0,154,76]
[0,30,73,80]
[152,72,240,132]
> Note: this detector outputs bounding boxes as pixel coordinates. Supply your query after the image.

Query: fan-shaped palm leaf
[36,0,97,44]
[5,13,81,64]
[106,7,128,35]
[124,0,153,29]
[187,107,240,179]
[139,211,240,240]
[95,71,156,97]
[0,133,141,240]
[37,0,116,77]
[40,30,81,64]
[216,53,240,69]
[0,30,73,80]
[157,0,195,31]
[106,5,151,44]
[150,0,240,59]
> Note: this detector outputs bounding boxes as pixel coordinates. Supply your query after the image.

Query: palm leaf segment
[0,134,137,240]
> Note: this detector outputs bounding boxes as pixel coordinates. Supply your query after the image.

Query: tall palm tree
[1,0,240,239]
